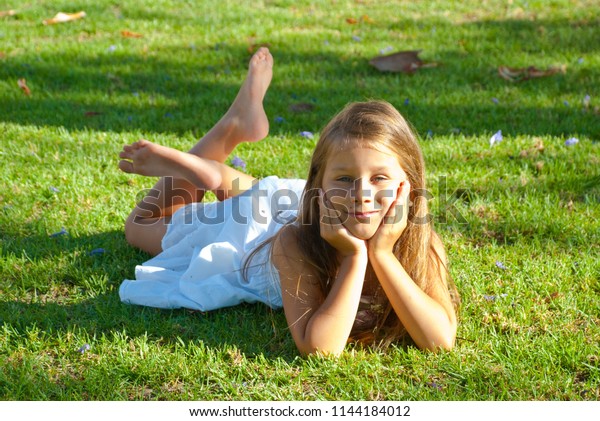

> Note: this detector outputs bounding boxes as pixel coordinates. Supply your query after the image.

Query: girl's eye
[373,176,388,182]
[336,176,354,183]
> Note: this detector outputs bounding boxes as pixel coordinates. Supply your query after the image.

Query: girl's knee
[124,214,165,255]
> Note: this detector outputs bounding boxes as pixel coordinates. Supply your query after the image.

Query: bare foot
[189,47,273,158]
[225,46,273,142]
[119,139,222,189]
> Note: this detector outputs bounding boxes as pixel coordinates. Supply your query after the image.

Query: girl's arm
[273,231,367,356]
[368,181,457,350]
[369,235,457,351]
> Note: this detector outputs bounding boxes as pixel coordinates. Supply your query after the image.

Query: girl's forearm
[369,250,456,351]
[301,251,368,356]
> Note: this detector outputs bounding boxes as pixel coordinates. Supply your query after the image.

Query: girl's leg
[120,47,273,255]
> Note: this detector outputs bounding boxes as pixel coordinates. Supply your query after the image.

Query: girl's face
[321,146,408,240]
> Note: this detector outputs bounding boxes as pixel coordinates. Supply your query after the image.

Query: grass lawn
[1,0,599,401]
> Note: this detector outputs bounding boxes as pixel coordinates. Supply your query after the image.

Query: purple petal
[489,130,503,146]
[352,35,362,42]
[379,46,393,54]
[483,293,508,302]
[50,227,68,238]
[404,98,410,106]
[300,131,314,139]
[89,248,106,256]
[495,261,507,270]
[491,97,499,104]
[583,95,591,106]
[565,137,579,146]
[274,116,285,123]
[77,344,91,354]
[231,156,246,170]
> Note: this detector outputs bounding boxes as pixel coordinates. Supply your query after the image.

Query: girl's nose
[352,178,372,202]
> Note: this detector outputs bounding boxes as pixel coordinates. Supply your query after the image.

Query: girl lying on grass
[118,47,459,356]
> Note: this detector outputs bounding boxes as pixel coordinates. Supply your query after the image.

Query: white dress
[119,176,306,311]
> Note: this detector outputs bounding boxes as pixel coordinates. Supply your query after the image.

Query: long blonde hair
[250,100,459,346]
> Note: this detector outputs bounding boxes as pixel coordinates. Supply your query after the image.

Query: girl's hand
[319,189,367,257]
[367,180,411,255]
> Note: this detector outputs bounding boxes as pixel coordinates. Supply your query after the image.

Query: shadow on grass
[1,18,599,138]
[0,229,298,360]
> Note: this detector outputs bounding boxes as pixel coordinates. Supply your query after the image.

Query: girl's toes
[119,150,133,159]
[118,160,134,173]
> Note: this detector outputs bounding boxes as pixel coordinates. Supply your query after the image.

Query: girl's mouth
[347,210,379,220]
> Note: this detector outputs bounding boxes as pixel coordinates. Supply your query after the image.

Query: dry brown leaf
[289,103,315,113]
[346,17,358,24]
[369,50,438,73]
[498,65,566,82]
[0,9,16,17]
[43,11,86,25]
[121,30,143,38]
[361,14,374,23]
[17,78,31,96]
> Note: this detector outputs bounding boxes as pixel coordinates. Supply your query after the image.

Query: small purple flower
[426,382,443,391]
[426,130,433,138]
[231,156,246,170]
[495,261,507,270]
[578,57,584,64]
[491,97,499,104]
[77,344,91,354]
[49,186,60,193]
[404,98,410,106]
[583,95,591,107]
[379,46,393,54]
[300,131,314,139]
[50,227,68,238]
[108,45,117,53]
[565,137,579,146]
[274,116,285,123]
[564,100,570,106]
[352,35,362,42]
[490,130,503,146]
[89,248,106,256]
[483,293,508,302]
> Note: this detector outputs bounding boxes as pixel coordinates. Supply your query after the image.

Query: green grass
[1,0,599,400]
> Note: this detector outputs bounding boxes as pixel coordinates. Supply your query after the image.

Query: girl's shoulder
[271,224,321,286]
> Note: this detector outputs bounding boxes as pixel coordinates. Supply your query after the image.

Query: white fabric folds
[119,176,306,312]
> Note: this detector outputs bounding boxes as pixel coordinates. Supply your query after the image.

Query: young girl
[118,47,459,356]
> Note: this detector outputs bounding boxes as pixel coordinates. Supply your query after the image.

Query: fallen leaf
[346,17,358,24]
[289,102,314,113]
[361,15,374,23]
[498,65,566,82]
[534,161,544,172]
[84,111,102,117]
[0,9,16,17]
[43,11,86,25]
[369,50,438,73]
[17,79,31,96]
[121,30,143,38]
